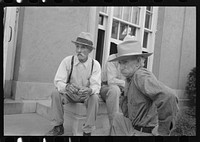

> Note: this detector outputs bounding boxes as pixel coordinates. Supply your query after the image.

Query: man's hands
[78,87,92,100]
[65,83,92,101]
[65,83,80,94]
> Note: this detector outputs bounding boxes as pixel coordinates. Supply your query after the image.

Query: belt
[134,125,154,133]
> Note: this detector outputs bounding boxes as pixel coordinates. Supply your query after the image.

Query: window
[97,7,158,71]
[111,20,119,39]
[113,7,122,18]
[143,31,149,48]
[99,7,107,14]
[144,6,153,30]
[142,51,148,68]
[112,7,140,41]
[131,7,140,25]
[123,7,132,22]
[119,22,128,40]
[98,14,104,25]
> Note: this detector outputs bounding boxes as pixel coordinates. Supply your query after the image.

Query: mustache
[77,53,85,56]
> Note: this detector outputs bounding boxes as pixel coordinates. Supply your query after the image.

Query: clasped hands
[65,83,92,100]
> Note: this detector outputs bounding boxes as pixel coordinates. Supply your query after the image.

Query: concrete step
[4,113,52,136]
[4,99,37,115]
[35,100,52,121]
[36,100,110,136]
[4,113,72,136]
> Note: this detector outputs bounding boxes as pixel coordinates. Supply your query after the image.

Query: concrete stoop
[4,99,37,115]
[35,100,52,121]
[36,100,110,136]
[4,98,110,136]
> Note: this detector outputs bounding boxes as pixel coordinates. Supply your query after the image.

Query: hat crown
[117,40,142,56]
[78,32,93,43]
[72,32,94,49]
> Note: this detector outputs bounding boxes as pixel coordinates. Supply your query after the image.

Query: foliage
[170,107,196,136]
[185,67,196,105]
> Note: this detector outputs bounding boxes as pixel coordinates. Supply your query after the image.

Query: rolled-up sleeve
[107,61,125,88]
[89,60,101,95]
[134,69,179,135]
[54,57,71,93]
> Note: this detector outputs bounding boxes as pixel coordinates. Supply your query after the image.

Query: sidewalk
[4,113,72,136]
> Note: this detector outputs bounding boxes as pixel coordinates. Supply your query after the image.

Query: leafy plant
[185,67,196,105]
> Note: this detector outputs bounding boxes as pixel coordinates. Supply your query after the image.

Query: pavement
[4,113,72,136]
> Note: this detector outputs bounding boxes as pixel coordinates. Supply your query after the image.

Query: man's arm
[54,57,70,93]
[106,59,125,88]
[134,69,179,136]
[89,60,102,95]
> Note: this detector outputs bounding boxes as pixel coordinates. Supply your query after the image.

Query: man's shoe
[83,132,91,136]
[46,124,64,136]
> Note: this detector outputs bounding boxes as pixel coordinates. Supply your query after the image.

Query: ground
[170,106,196,136]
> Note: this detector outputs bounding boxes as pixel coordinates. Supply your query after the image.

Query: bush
[185,67,196,106]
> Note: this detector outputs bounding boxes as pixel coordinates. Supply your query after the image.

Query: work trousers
[111,113,156,136]
[99,85,121,126]
[50,89,99,133]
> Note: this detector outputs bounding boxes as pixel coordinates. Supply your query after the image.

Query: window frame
[98,6,158,71]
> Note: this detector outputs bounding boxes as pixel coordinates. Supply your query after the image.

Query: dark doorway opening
[109,42,117,55]
[95,29,105,66]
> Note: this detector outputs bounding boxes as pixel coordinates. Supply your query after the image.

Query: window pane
[142,51,148,68]
[146,6,152,12]
[132,7,140,25]
[113,7,122,18]
[127,25,136,36]
[119,22,128,40]
[145,12,152,29]
[143,31,148,48]
[123,7,132,22]
[99,7,107,13]
[111,20,119,39]
[98,15,104,25]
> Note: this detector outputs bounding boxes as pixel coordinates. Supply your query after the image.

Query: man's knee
[51,90,61,100]
[89,94,99,103]
[108,85,121,98]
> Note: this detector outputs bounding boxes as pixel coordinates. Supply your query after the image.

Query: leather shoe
[46,124,64,136]
[83,132,91,136]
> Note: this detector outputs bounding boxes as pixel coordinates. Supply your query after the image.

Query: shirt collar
[74,55,92,68]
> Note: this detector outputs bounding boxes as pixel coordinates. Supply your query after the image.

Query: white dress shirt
[104,54,125,88]
[54,55,101,95]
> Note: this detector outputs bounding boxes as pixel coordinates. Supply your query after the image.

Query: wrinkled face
[75,44,92,62]
[118,57,139,78]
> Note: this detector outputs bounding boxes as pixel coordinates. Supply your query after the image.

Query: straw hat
[72,32,94,49]
[109,40,153,62]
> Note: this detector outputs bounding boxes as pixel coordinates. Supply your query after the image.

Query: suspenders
[67,56,74,83]
[67,56,94,84]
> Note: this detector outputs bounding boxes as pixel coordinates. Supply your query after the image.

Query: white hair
[136,56,146,67]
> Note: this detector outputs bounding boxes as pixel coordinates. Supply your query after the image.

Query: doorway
[95,29,105,66]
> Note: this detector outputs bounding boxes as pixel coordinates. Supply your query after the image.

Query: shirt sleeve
[54,57,71,93]
[106,60,125,88]
[89,60,101,95]
[133,69,179,136]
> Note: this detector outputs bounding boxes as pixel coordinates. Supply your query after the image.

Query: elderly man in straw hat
[109,40,179,136]
[46,32,101,136]
[100,35,137,128]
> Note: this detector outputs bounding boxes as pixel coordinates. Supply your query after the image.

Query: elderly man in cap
[109,40,179,136]
[46,32,101,136]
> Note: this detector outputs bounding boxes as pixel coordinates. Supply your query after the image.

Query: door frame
[4,7,20,98]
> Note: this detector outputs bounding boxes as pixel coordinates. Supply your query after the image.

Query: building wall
[13,7,90,83]
[12,7,98,100]
[153,7,196,93]
[178,7,196,89]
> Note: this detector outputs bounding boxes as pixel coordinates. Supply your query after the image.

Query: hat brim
[71,40,95,49]
[109,53,153,62]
